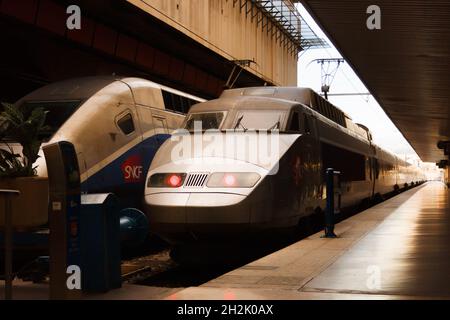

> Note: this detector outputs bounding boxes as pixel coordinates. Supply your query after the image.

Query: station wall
[128,0,298,86]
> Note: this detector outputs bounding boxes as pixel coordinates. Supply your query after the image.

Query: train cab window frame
[184,111,227,131]
[116,111,135,136]
[288,111,301,132]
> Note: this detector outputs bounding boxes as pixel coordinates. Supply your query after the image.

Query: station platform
[0,280,181,300]
[2,181,450,300]
[168,181,450,300]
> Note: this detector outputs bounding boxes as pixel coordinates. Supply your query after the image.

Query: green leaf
[0,102,48,177]
[0,148,24,177]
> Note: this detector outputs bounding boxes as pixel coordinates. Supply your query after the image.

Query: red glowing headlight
[207,172,261,188]
[148,173,186,188]
[167,174,183,187]
[223,174,236,186]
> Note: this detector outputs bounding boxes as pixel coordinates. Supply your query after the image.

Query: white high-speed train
[1,76,204,228]
[144,87,425,245]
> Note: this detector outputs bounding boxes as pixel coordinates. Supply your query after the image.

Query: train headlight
[207,172,261,188]
[147,173,186,188]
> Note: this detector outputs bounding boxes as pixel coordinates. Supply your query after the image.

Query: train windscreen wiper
[233,115,247,132]
[268,116,281,130]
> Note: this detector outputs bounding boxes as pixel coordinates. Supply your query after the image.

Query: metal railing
[234,0,328,54]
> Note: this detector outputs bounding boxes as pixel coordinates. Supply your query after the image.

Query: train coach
[0,76,204,230]
[144,87,425,246]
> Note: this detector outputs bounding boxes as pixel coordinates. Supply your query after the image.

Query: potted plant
[0,102,50,230]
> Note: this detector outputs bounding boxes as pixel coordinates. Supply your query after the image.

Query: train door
[292,109,321,217]
[305,113,318,139]
[151,111,170,146]
[135,107,171,189]
[152,113,169,134]
[134,104,159,187]
[132,106,162,187]
[370,157,379,198]
[302,112,311,136]
[100,106,145,207]
[82,104,143,196]
[306,114,322,210]
[112,107,144,184]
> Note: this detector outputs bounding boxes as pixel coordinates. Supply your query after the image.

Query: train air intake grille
[184,173,209,187]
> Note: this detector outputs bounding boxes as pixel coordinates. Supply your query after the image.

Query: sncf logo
[121,154,143,183]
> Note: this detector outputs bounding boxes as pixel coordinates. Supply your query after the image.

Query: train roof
[120,77,204,103]
[15,76,204,107]
[220,87,350,126]
[218,86,376,139]
[220,86,316,103]
[15,76,118,104]
[188,95,295,113]
[220,87,344,111]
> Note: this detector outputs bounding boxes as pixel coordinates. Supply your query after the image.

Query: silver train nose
[144,160,270,243]
[144,192,255,243]
[146,192,248,222]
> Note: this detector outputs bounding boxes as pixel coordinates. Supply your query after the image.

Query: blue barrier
[80,193,122,292]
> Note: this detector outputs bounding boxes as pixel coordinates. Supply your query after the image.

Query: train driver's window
[117,113,135,135]
[288,111,300,132]
[184,112,225,131]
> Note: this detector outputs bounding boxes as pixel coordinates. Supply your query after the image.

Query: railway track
[119,236,306,289]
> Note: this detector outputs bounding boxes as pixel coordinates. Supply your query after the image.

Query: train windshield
[232,110,287,130]
[19,100,82,140]
[184,112,226,131]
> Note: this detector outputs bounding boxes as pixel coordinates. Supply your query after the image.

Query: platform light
[207,172,260,188]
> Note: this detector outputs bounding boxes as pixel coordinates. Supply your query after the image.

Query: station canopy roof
[252,0,329,51]
[300,0,450,162]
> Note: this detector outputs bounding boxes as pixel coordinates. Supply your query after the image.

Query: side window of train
[162,90,197,113]
[116,112,135,135]
[289,111,300,132]
[303,114,311,134]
